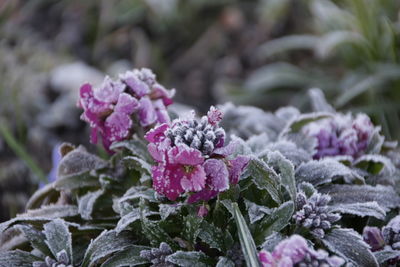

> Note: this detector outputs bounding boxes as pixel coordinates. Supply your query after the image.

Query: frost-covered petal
[151,83,175,106]
[180,164,206,192]
[93,76,125,103]
[145,123,169,143]
[207,106,223,125]
[228,155,249,184]
[187,188,219,203]
[120,70,151,97]
[138,97,157,127]
[153,99,171,124]
[152,164,184,201]
[104,111,133,143]
[212,140,237,157]
[169,145,204,166]
[203,159,229,191]
[114,93,139,114]
[79,83,110,116]
[272,235,308,263]
[363,226,385,251]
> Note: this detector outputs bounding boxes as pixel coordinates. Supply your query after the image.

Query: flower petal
[114,93,139,114]
[138,97,157,127]
[104,111,133,143]
[180,165,206,192]
[203,159,229,191]
[228,155,250,184]
[152,164,184,201]
[187,188,219,203]
[120,71,150,97]
[169,145,204,166]
[145,123,169,143]
[93,76,125,103]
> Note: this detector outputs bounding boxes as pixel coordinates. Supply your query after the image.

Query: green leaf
[354,154,395,175]
[81,230,135,267]
[43,219,73,263]
[183,214,203,245]
[244,199,272,224]
[16,224,52,256]
[329,201,386,220]
[281,112,331,134]
[254,201,294,245]
[159,204,182,220]
[257,35,318,59]
[110,138,151,162]
[100,245,150,267]
[78,190,104,220]
[232,203,260,267]
[216,257,235,267]
[26,182,59,210]
[122,156,152,174]
[166,251,212,267]
[140,214,175,249]
[198,221,228,252]
[0,250,41,267]
[374,248,400,264]
[321,228,378,266]
[115,208,141,233]
[244,158,281,204]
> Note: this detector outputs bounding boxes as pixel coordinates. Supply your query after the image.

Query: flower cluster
[258,235,344,267]
[145,107,249,202]
[140,242,174,267]
[293,192,341,239]
[33,250,72,267]
[364,215,400,253]
[78,68,175,151]
[303,113,375,159]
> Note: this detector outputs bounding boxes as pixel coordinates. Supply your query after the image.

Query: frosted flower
[33,250,72,267]
[303,113,375,159]
[78,68,175,151]
[145,107,249,202]
[140,242,174,267]
[293,192,341,239]
[382,215,400,250]
[363,226,385,251]
[258,235,344,267]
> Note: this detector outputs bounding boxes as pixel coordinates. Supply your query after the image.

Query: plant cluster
[1,69,400,267]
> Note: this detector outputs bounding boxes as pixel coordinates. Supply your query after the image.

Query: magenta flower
[145,107,249,202]
[303,113,375,159]
[258,235,344,267]
[78,68,175,151]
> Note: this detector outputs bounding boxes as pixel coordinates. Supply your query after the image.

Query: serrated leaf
[159,204,182,220]
[320,184,400,211]
[0,250,41,267]
[264,151,296,201]
[244,158,281,204]
[216,257,235,267]
[81,230,135,267]
[44,219,73,263]
[232,203,260,267]
[78,190,104,220]
[374,248,400,264]
[100,245,150,267]
[329,201,386,220]
[296,159,363,186]
[16,224,52,256]
[244,199,272,224]
[354,154,396,175]
[254,201,294,245]
[198,221,227,252]
[166,251,211,267]
[297,182,316,197]
[183,214,203,245]
[321,228,378,267]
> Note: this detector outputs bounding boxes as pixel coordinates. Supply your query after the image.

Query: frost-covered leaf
[254,201,294,245]
[24,204,79,219]
[354,154,396,175]
[232,203,260,267]
[296,159,364,186]
[321,228,378,267]
[262,140,312,166]
[329,202,386,220]
[183,214,203,245]
[141,215,175,249]
[280,112,331,135]
[246,133,271,153]
[78,190,104,220]
[367,129,385,154]
[263,151,296,201]
[216,257,235,267]
[0,250,41,267]
[122,156,152,174]
[166,251,211,267]
[159,204,181,220]
[260,232,285,252]
[81,230,135,267]
[115,208,141,233]
[297,182,316,197]
[44,219,73,263]
[244,157,281,204]
[308,88,335,113]
[110,138,151,162]
[100,245,150,267]
[16,225,51,256]
[374,248,400,264]
[244,199,272,224]
[26,183,59,210]
[198,221,229,252]
[320,184,400,211]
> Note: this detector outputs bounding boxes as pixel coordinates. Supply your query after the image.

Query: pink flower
[145,107,249,202]
[259,235,344,267]
[78,68,175,151]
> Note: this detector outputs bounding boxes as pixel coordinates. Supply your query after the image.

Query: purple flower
[303,113,375,159]
[363,226,385,251]
[145,107,249,202]
[258,235,344,267]
[78,68,175,151]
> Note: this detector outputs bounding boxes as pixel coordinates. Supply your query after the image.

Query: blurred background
[0,0,399,222]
